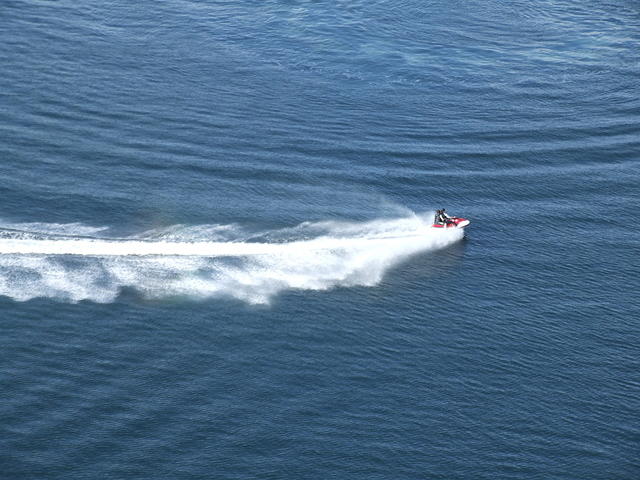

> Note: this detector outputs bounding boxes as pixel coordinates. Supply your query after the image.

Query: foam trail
[0,235,444,257]
[0,213,465,304]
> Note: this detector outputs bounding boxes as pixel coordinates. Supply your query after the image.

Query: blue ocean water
[1,0,639,478]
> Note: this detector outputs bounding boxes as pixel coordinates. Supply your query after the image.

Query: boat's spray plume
[0,213,464,304]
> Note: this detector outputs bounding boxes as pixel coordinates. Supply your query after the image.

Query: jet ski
[432,216,470,229]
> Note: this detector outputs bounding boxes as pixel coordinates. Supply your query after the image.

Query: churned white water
[0,213,464,304]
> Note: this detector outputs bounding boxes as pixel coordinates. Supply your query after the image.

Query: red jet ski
[432,216,470,229]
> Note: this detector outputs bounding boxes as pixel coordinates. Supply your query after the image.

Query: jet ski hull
[431,217,470,229]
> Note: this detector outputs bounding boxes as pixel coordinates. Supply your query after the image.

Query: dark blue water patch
[2,265,638,479]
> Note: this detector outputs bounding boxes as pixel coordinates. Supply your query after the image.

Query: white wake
[0,213,464,304]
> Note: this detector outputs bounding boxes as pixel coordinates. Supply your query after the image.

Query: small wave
[0,220,109,240]
[0,213,464,304]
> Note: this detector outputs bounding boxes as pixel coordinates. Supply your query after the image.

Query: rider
[435,209,453,225]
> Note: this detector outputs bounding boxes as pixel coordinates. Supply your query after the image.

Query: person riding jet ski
[434,209,454,225]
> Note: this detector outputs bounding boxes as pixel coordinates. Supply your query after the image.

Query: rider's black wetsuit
[435,210,453,224]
